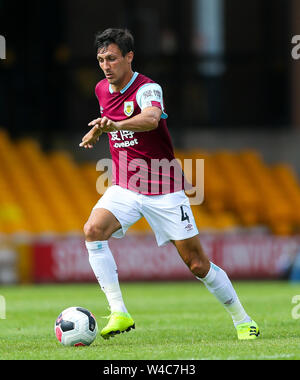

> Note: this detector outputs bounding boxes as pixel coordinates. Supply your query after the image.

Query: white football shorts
[92,185,199,247]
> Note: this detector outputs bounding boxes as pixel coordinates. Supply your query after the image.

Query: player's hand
[88,118,102,129]
[79,124,103,149]
[92,116,120,133]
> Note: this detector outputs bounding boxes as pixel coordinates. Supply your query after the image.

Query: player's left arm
[91,106,162,133]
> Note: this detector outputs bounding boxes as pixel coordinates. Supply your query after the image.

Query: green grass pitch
[0,280,300,360]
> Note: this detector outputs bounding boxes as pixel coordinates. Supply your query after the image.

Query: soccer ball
[55,306,98,346]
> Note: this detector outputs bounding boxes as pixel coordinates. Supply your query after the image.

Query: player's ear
[126,51,134,64]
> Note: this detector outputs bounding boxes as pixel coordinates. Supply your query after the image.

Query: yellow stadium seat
[1,128,300,236]
[130,217,152,232]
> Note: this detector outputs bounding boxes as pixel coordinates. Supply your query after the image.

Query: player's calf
[173,236,211,278]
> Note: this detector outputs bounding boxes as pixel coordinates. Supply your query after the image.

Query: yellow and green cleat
[100,311,135,340]
[236,320,260,340]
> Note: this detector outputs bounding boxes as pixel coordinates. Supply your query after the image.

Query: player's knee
[83,222,110,241]
[188,257,209,278]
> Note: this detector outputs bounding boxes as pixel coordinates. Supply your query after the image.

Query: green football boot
[100,312,135,340]
[236,320,260,340]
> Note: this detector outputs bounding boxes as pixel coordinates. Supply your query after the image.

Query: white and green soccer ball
[55,306,98,346]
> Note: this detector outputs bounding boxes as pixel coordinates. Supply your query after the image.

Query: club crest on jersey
[124,101,134,117]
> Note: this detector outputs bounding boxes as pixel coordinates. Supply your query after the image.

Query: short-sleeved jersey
[95,72,185,195]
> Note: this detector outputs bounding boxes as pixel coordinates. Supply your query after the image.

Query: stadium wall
[0,233,299,284]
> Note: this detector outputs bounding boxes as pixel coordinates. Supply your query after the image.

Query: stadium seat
[79,162,110,198]
[130,217,152,232]
[0,134,58,233]
[0,129,300,236]
[239,151,294,234]
[212,151,260,226]
[17,139,83,233]
[271,164,300,227]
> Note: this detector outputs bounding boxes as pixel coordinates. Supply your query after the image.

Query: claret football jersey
[95,72,185,195]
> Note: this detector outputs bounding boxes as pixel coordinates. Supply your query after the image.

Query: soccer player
[80,28,259,340]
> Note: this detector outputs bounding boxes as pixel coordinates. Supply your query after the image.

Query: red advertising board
[32,233,300,283]
[214,235,300,279]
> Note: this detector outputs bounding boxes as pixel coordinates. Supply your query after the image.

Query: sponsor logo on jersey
[110,130,139,148]
[124,101,134,117]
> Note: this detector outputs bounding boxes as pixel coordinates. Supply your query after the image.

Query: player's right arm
[86,82,166,135]
[79,122,103,149]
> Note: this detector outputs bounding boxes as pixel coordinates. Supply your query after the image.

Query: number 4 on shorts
[180,206,190,223]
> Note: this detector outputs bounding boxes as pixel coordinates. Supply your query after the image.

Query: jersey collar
[109,72,139,94]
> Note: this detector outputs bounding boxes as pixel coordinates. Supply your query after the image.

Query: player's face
[97,43,133,88]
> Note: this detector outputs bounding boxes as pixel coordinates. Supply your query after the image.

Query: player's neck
[111,70,135,93]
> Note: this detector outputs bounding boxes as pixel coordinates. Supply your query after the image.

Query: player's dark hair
[95,28,134,56]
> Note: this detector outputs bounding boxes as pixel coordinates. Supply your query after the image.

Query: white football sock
[198,262,251,327]
[86,240,128,313]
